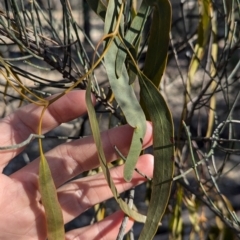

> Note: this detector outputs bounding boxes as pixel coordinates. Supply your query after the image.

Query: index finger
[0,90,91,167]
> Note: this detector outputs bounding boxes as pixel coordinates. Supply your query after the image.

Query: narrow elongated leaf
[104,0,146,182]
[138,73,174,239]
[115,1,150,77]
[187,0,211,86]
[180,0,211,128]
[39,146,65,240]
[206,3,217,138]
[170,186,183,239]
[85,77,146,223]
[143,0,172,88]
[131,2,173,238]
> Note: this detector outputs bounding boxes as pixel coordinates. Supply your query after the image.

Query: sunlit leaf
[187,0,211,85]
[170,186,183,240]
[206,3,217,138]
[39,144,65,240]
[180,0,211,134]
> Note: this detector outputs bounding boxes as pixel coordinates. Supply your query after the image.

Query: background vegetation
[0,0,240,239]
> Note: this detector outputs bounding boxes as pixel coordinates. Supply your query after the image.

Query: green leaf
[85,76,146,223]
[115,1,150,78]
[138,73,174,240]
[170,186,183,239]
[187,0,211,85]
[104,0,146,182]
[181,0,211,127]
[39,149,64,240]
[143,0,172,88]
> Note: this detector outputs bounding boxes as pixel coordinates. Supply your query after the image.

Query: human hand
[0,90,153,240]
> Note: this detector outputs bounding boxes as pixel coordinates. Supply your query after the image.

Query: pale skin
[0,90,154,240]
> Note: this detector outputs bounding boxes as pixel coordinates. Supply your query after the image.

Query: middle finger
[11,122,153,189]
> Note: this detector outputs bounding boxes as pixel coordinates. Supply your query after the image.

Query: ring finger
[57,154,154,224]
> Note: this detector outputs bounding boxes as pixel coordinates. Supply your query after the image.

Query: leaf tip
[123,170,133,182]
